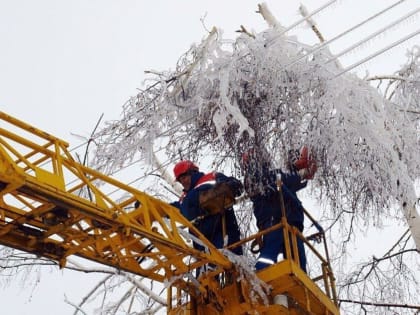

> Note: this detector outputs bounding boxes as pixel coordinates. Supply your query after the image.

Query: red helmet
[173,160,199,181]
[241,148,272,171]
[241,148,256,166]
[241,151,251,165]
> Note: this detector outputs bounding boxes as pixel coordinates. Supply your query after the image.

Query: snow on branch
[92,5,420,248]
[257,3,281,29]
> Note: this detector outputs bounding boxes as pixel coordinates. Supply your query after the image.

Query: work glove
[293,146,318,180]
[199,182,235,215]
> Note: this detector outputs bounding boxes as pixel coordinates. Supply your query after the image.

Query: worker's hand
[293,146,317,180]
[199,182,235,215]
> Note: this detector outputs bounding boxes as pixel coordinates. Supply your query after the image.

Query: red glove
[294,146,317,180]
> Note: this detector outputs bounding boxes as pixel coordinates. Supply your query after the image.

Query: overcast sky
[1,0,418,314]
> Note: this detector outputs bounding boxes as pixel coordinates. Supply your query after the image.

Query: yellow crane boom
[0,111,229,280]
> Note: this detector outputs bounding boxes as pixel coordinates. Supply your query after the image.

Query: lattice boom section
[0,111,230,286]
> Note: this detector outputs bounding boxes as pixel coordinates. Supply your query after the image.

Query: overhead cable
[265,0,342,47]
[278,0,408,71]
[333,28,420,78]
[326,6,420,66]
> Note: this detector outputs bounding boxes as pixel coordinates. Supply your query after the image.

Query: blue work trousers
[256,220,307,273]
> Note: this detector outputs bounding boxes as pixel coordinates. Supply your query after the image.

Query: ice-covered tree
[90,4,420,314]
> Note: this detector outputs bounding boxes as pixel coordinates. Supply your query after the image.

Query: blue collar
[184,171,204,193]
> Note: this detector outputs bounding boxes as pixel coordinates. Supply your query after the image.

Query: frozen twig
[236,25,255,38]
[257,3,280,29]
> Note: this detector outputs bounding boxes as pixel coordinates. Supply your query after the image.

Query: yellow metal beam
[0,111,231,287]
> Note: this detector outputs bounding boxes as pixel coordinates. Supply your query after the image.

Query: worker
[171,160,244,256]
[242,146,317,272]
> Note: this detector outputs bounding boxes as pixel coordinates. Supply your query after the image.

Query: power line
[334,28,420,78]
[326,6,420,66]
[266,0,343,47]
[278,0,408,71]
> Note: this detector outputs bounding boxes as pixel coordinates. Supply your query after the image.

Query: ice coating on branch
[93,16,420,248]
[222,249,271,305]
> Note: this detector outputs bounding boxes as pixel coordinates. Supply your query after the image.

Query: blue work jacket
[174,171,242,252]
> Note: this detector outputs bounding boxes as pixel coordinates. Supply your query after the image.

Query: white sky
[0,0,418,314]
